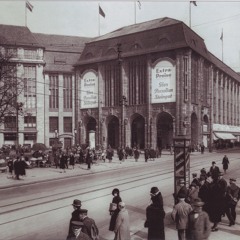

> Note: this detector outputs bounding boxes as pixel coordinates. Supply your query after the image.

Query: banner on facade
[81,71,98,109]
[151,60,176,103]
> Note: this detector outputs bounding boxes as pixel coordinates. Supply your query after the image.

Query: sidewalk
[1,151,239,240]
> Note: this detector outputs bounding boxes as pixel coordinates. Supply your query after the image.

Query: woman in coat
[109,188,122,231]
[114,202,130,240]
[146,187,165,240]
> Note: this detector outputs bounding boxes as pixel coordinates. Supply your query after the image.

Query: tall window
[24,116,36,128]
[24,66,36,108]
[104,63,121,107]
[49,75,59,109]
[49,117,58,132]
[191,57,198,104]
[203,63,209,106]
[63,75,72,109]
[4,116,16,129]
[183,56,188,102]
[128,58,147,105]
[64,117,72,132]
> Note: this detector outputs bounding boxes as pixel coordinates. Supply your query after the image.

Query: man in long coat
[187,198,211,240]
[114,202,130,240]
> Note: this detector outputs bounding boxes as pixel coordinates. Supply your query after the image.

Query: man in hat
[191,173,201,187]
[66,221,91,240]
[187,198,211,240]
[225,178,240,226]
[68,199,82,235]
[209,161,220,181]
[79,209,99,240]
[174,179,188,204]
[150,187,163,207]
[171,192,192,240]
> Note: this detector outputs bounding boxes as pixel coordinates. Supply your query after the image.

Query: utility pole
[16,102,23,149]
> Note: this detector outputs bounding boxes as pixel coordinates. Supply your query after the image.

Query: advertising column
[173,136,190,204]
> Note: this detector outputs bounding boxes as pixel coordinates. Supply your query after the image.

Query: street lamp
[120,95,127,148]
[74,128,77,146]
[16,102,23,148]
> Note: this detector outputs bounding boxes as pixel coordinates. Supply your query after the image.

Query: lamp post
[120,95,127,148]
[16,102,23,148]
[74,128,77,146]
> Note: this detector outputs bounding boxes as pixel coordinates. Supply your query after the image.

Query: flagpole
[189,2,191,28]
[221,29,224,62]
[134,0,136,24]
[25,0,27,27]
[98,4,100,36]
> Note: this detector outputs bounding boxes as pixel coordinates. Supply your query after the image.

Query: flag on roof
[137,1,141,9]
[26,0,33,12]
[190,1,197,6]
[220,30,223,41]
[99,5,105,18]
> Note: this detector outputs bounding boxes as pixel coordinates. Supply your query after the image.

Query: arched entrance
[86,117,97,146]
[157,112,173,149]
[191,113,198,146]
[107,116,119,149]
[131,115,145,149]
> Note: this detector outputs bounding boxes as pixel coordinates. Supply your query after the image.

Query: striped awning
[214,132,237,140]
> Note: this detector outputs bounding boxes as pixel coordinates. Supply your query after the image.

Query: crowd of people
[172,157,240,240]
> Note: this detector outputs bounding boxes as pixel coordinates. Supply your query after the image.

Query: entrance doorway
[107,116,119,149]
[157,112,173,149]
[86,117,97,146]
[131,115,145,149]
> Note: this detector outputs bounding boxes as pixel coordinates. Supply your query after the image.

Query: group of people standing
[171,157,239,240]
[7,155,27,180]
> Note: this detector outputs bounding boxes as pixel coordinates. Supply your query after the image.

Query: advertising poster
[81,71,98,109]
[151,60,176,103]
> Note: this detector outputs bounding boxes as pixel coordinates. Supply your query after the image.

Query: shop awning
[214,132,237,140]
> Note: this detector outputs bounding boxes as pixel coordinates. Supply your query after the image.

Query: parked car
[0,159,7,173]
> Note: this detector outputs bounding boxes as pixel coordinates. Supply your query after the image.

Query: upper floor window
[24,116,36,128]
[64,117,72,132]
[4,116,16,129]
[63,75,72,109]
[49,75,59,109]
[49,117,58,132]
[24,66,36,97]
[24,49,37,59]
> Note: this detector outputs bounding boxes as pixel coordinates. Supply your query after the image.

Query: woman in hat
[109,188,122,231]
[145,187,165,240]
[187,198,211,240]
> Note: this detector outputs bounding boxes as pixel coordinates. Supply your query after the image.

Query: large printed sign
[151,60,176,103]
[81,71,98,109]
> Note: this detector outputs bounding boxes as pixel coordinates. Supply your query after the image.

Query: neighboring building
[75,17,240,150]
[0,24,45,147]
[33,33,91,148]
[1,18,240,150]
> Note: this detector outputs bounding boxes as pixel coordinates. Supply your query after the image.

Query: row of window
[4,133,36,141]
[4,116,73,133]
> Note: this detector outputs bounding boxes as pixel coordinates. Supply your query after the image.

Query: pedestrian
[68,199,82,236]
[191,173,201,187]
[209,161,220,181]
[69,152,75,169]
[117,147,124,163]
[171,192,192,240]
[66,221,91,240]
[200,143,205,154]
[186,183,199,204]
[133,147,140,162]
[7,157,14,178]
[145,187,165,240]
[13,156,20,180]
[85,147,92,170]
[174,179,188,204]
[79,209,99,240]
[109,188,122,231]
[225,178,240,226]
[106,145,114,163]
[222,155,229,174]
[114,202,130,240]
[208,172,226,232]
[187,198,211,240]
[144,148,150,162]
[60,153,67,173]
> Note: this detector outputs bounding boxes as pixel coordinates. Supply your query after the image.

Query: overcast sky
[1,0,240,71]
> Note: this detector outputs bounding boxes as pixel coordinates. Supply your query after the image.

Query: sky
[1,0,240,71]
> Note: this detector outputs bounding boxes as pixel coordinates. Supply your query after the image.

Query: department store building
[0,17,240,149]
